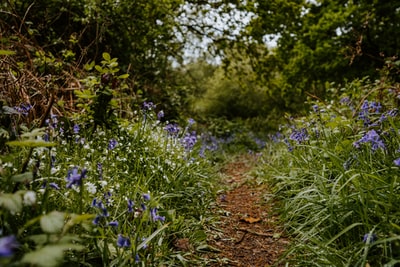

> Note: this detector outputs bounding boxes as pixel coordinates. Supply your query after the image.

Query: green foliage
[0,101,217,265]
[259,77,400,266]
[236,0,400,111]
[77,52,130,130]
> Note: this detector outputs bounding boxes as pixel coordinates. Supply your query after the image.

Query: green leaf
[0,50,16,56]
[74,89,96,99]
[102,52,111,61]
[84,61,95,71]
[0,192,23,213]
[118,73,129,79]
[40,211,65,234]
[95,65,103,72]
[21,244,85,267]
[11,172,33,183]
[6,140,56,147]
[21,127,46,138]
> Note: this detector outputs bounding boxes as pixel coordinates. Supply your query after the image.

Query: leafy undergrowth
[258,76,400,266]
[0,103,220,266]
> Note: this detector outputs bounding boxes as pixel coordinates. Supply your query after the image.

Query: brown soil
[205,155,289,266]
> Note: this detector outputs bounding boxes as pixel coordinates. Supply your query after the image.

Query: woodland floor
[204,154,289,266]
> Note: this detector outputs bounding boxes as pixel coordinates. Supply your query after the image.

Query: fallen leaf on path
[241,216,261,223]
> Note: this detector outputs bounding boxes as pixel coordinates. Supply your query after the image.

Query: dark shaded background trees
[238,0,400,111]
[1,0,399,128]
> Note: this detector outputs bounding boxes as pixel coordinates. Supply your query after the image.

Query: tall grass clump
[260,65,400,266]
[0,52,217,266]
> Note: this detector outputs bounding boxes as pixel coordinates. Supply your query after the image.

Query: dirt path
[205,155,289,266]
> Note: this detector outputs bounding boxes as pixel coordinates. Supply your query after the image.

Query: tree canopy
[236,0,400,109]
[1,0,399,121]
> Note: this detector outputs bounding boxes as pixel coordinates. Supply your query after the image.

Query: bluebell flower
[369,101,382,113]
[182,131,197,151]
[289,128,308,144]
[387,109,398,117]
[312,105,319,113]
[142,101,156,111]
[157,110,164,120]
[92,215,101,225]
[127,199,134,212]
[135,254,140,263]
[394,158,400,166]
[353,130,385,151]
[49,182,60,190]
[142,193,150,201]
[108,139,118,150]
[188,118,195,125]
[164,123,180,136]
[363,233,377,243]
[0,235,19,257]
[361,100,369,112]
[117,235,131,248]
[150,208,165,222]
[339,97,350,105]
[66,167,87,188]
[73,124,80,134]
[13,103,32,116]
[109,221,119,227]
[91,198,98,207]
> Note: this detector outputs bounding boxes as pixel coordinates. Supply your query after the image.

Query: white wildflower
[85,182,97,194]
[23,191,37,206]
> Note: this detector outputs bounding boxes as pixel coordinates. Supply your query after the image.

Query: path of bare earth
[205,154,289,266]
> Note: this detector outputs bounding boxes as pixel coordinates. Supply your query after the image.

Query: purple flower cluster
[150,208,165,222]
[353,130,385,151]
[164,123,180,136]
[108,138,118,150]
[142,101,156,111]
[13,103,32,116]
[117,234,131,248]
[0,235,19,257]
[358,100,383,127]
[182,131,197,151]
[289,128,308,144]
[66,167,87,188]
[92,198,110,225]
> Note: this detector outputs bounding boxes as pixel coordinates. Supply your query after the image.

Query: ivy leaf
[40,211,65,234]
[21,243,85,267]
